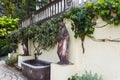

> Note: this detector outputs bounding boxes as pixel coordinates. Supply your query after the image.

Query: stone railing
[22,0,72,27]
[22,0,97,27]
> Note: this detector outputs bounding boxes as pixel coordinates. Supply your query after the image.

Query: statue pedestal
[51,63,77,80]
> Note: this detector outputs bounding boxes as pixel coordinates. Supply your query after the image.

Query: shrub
[5,53,19,66]
[68,71,102,80]
[0,39,12,56]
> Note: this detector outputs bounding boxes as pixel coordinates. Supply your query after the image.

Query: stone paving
[0,60,28,80]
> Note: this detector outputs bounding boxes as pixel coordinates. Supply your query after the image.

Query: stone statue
[57,22,69,64]
[22,43,29,56]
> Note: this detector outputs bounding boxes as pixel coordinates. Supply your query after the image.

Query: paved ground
[0,60,28,80]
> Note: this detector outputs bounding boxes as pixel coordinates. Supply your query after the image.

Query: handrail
[22,0,69,27]
[21,0,98,27]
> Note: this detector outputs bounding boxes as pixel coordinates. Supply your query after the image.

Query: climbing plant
[87,0,120,25]
[61,7,95,53]
[7,30,20,53]
[28,18,59,55]
[60,0,120,53]
[39,18,59,49]
[8,27,30,55]
[8,30,20,43]
[27,24,42,56]
[10,18,59,56]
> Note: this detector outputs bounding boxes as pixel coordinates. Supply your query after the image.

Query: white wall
[37,45,59,63]
[65,18,120,80]
[17,18,120,80]
[81,38,120,80]
[51,63,77,80]
[17,43,24,55]
[28,41,59,63]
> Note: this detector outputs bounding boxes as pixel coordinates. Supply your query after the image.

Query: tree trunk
[22,38,29,56]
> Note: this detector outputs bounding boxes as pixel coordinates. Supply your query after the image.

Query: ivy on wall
[60,0,120,53]
[87,0,120,25]
[61,7,95,53]
[9,18,59,55]
[9,0,120,55]
[28,18,59,55]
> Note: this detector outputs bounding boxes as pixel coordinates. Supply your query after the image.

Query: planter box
[18,55,34,68]
[21,59,50,80]
[8,53,20,58]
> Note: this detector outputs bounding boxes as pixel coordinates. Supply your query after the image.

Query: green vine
[8,30,20,43]
[60,0,120,54]
[10,18,59,55]
[38,18,59,49]
[62,7,95,53]
[87,0,120,25]
[28,18,59,55]
[7,29,21,53]
[10,0,120,55]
